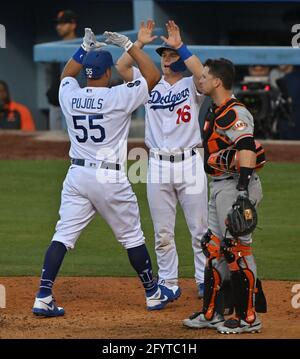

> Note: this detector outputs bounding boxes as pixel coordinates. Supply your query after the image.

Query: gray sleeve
[225,106,254,143]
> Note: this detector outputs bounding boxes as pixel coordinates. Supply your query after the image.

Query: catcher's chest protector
[203,98,245,175]
[203,99,265,176]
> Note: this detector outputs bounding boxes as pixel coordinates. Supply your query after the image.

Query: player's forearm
[184,55,203,80]
[175,43,203,89]
[115,40,144,82]
[236,150,256,192]
[127,44,160,91]
[61,46,87,80]
[238,150,256,168]
[61,59,83,80]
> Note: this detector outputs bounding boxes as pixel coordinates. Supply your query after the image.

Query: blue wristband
[176,43,192,61]
[72,46,87,64]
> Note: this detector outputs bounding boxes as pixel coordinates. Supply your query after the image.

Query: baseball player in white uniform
[116,20,208,299]
[32,28,181,317]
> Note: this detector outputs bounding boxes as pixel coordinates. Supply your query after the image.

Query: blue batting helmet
[156,42,187,73]
[82,49,114,79]
[155,42,177,56]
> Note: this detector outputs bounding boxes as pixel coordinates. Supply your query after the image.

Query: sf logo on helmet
[86,68,93,78]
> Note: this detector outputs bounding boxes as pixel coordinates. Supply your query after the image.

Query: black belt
[153,148,197,163]
[71,159,120,171]
[212,176,234,182]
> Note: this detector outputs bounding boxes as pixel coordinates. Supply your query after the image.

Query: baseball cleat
[217,316,262,334]
[146,284,181,310]
[198,283,205,299]
[32,295,65,317]
[183,311,224,329]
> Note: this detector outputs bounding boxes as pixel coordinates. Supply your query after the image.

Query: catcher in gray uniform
[183,58,267,334]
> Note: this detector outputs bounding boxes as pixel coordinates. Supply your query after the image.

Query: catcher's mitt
[226,195,257,237]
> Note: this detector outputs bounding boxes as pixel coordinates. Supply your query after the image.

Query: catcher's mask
[207,141,266,175]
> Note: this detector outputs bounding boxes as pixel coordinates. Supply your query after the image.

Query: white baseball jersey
[133,67,205,151]
[59,76,149,164]
[132,68,207,287]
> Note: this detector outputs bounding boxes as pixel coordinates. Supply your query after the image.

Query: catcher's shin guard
[221,238,256,323]
[202,261,223,320]
[231,268,256,323]
[201,231,234,318]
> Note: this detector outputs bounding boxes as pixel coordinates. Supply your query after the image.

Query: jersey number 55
[72,115,106,143]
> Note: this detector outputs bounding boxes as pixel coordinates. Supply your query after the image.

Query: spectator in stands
[0,80,35,131]
[248,65,270,78]
[46,10,78,130]
[276,66,300,140]
[269,65,294,89]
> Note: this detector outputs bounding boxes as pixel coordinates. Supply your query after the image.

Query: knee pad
[220,237,252,270]
[200,229,221,260]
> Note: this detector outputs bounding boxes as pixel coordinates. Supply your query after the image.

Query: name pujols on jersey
[71,97,104,110]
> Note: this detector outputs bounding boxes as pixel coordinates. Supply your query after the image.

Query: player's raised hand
[138,19,158,45]
[103,31,133,51]
[82,28,106,52]
[160,20,183,49]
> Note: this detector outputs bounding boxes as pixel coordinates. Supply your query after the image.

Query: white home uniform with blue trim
[53,76,148,250]
[133,67,208,287]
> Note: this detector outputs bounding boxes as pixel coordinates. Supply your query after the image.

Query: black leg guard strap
[255,278,267,313]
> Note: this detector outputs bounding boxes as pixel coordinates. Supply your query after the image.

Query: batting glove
[103,31,133,51]
[81,28,106,52]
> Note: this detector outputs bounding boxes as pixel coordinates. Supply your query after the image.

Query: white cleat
[146,285,181,310]
[32,295,65,317]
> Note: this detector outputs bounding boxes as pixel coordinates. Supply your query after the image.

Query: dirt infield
[0,277,299,339]
[1,131,300,162]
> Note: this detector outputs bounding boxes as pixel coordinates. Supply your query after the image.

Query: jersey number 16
[72,115,105,143]
[176,105,191,124]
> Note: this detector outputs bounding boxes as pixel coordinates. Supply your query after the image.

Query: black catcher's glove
[226,192,257,237]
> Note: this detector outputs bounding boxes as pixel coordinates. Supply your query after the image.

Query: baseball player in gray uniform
[32,28,181,317]
[183,58,267,333]
[116,20,208,300]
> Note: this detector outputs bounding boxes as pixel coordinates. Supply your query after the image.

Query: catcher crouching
[183,58,267,334]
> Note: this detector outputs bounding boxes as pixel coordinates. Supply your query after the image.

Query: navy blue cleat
[198,283,205,299]
[32,295,65,317]
[146,284,181,310]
